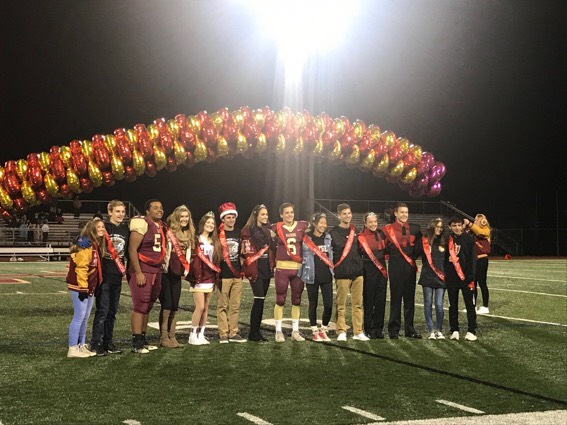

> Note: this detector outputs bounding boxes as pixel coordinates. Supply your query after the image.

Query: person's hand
[76,236,91,249]
[463,219,470,227]
[136,272,146,287]
[78,292,88,301]
[467,281,475,291]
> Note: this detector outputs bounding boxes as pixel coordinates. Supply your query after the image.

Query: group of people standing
[65,198,491,358]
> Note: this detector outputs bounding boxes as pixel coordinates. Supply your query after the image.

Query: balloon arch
[0,106,445,216]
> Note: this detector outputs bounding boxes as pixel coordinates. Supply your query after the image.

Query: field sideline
[0,259,565,424]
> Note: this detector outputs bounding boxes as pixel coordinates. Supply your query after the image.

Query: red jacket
[240,225,275,282]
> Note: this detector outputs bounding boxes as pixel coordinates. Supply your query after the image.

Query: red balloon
[415,161,430,176]
[51,159,66,183]
[201,123,218,146]
[124,166,136,182]
[426,181,442,198]
[26,153,40,166]
[71,152,88,176]
[4,173,21,196]
[165,157,177,172]
[36,188,51,205]
[29,166,44,189]
[69,140,82,154]
[49,146,60,159]
[13,197,29,213]
[134,124,154,159]
[59,183,73,198]
[388,145,403,163]
[102,171,115,187]
[373,141,388,157]
[79,177,93,193]
[145,160,157,177]
[5,160,17,174]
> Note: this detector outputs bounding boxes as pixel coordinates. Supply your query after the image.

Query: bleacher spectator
[73,196,82,219]
[41,221,50,244]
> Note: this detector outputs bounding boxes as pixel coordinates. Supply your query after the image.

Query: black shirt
[308,232,333,284]
[102,221,129,278]
[220,228,242,278]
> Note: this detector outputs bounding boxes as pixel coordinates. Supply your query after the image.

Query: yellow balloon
[254,110,265,129]
[388,159,405,177]
[59,146,72,167]
[21,181,36,204]
[401,167,417,184]
[126,129,138,148]
[66,168,80,192]
[328,141,342,161]
[132,150,146,176]
[44,173,59,196]
[373,154,389,173]
[194,140,208,163]
[173,141,186,164]
[16,159,28,180]
[313,116,326,135]
[294,113,307,131]
[381,131,396,149]
[333,118,345,138]
[237,133,248,153]
[232,110,244,130]
[368,124,381,141]
[210,112,225,132]
[216,136,229,157]
[168,119,179,140]
[0,187,14,209]
[110,156,125,180]
[398,138,410,156]
[188,115,201,133]
[0,166,5,182]
[293,137,304,156]
[275,111,287,128]
[153,146,167,170]
[255,133,267,153]
[345,145,360,165]
[359,149,376,170]
[312,139,324,156]
[88,162,103,187]
[276,134,286,154]
[147,124,159,142]
[81,140,93,159]
[411,144,423,162]
[353,120,366,140]
[39,152,51,172]
[103,135,116,152]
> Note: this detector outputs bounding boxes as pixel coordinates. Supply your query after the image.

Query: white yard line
[342,406,385,421]
[123,420,142,425]
[487,274,566,283]
[381,409,566,424]
[490,287,567,298]
[237,412,273,425]
[435,400,484,414]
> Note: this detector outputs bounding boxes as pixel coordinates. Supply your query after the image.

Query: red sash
[244,245,270,266]
[166,228,190,274]
[303,235,334,269]
[104,231,126,276]
[421,237,445,282]
[357,234,388,278]
[196,243,221,273]
[383,224,418,271]
[218,224,242,277]
[138,221,166,266]
[448,236,465,281]
[334,225,356,268]
[276,222,302,263]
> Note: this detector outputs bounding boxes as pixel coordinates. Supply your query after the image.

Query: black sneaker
[105,343,123,354]
[93,344,107,357]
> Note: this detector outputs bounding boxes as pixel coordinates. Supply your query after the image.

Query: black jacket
[329,225,363,279]
[444,232,476,285]
[417,236,446,288]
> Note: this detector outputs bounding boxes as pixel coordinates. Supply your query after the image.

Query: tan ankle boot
[168,311,183,348]
[160,309,174,348]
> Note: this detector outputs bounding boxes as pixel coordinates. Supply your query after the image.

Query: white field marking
[487,274,566,283]
[435,400,484,414]
[237,412,273,425]
[490,287,567,297]
[147,321,218,331]
[16,291,25,294]
[123,420,142,425]
[381,409,566,424]
[0,291,67,296]
[261,318,338,331]
[342,406,385,421]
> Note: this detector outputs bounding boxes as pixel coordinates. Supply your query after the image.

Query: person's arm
[73,249,92,292]
[128,231,146,286]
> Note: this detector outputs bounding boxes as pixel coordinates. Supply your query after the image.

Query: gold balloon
[410,144,422,162]
[88,162,103,187]
[16,159,28,180]
[368,124,381,141]
[328,141,342,161]
[373,154,389,173]
[147,124,159,142]
[216,136,229,157]
[232,110,244,129]
[188,115,201,133]
[333,118,345,138]
[210,112,225,131]
[345,145,360,165]
[153,146,167,170]
[255,133,267,153]
[132,150,146,176]
[236,133,248,153]
[66,168,80,192]
[0,187,14,209]
[381,131,396,149]
[39,152,51,171]
[353,120,366,140]
[275,111,287,128]
[168,119,179,140]
[59,146,72,167]
[194,140,208,163]
[401,167,417,184]
[254,110,265,129]
[103,135,116,152]
[21,181,37,204]
[388,159,405,177]
[81,140,93,159]
[173,141,186,164]
[110,156,125,180]
[126,129,138,148]
[276,134,286,153]
[294,113,307,131]
[44,173,59,196]
[313,116,326,135]
[0,166,5,182]
[293,137,304,156]
[398,138,410,156]
[359,149,376,170]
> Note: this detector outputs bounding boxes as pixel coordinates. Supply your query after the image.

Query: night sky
[1,0,565,230]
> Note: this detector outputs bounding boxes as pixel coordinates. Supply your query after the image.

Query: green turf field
[0,259,565,424]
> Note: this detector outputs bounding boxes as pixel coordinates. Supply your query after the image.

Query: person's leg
[320,281,333,327]
[335,279,349,336]
[402,269,418,335]
[422,286,434,334]
[375,275,387,337]
[79,296,94,345]
[476,257,489,308]
[434,288,445,333]
[446,283,460,334]
[167,275,183,347]
[273,269,290,339]
[462,287,478,335]
[362,270,377,336]
[228,278,243,337]
[290,275,305,339]
[217,279,230,339]
[387,265,403,337]
[90,281,110,349]
[189,292,204,344]
[104,278,122,350]
[69,291,88,347]
[159,273,173,347]
[306,283,319,327]
[350,276,364,336]
[198,292,212,342]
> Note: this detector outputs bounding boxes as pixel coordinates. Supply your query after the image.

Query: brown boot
[168,311,183,348]
[159,309,174,348]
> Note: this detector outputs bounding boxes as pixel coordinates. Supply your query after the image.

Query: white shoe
[275,331,285,343]
[353,333,370,341]
[477,306,490,314]
[291,331,305,341]
[465,332,478,341]
[337,332,347,341]
[198,333,210,345]
[67,345,91,358]
[428,332,436,340]
[79,344,96,357]
[450,331,460,341]
[188,333,201,345]
[435,331,445,340]
[461,308,468,313]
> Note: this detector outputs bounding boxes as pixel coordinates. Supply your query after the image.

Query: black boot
[248,299,268,342]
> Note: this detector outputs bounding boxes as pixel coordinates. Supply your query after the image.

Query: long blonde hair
[167,205,195,250]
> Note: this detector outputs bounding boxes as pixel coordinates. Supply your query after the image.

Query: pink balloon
[426,181,442,197]
[415,174,429,189]
[421,152,435,170]
[415,161,430,176]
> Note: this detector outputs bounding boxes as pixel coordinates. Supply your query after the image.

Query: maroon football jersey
[130,216,165,273]
[272,221,308,262]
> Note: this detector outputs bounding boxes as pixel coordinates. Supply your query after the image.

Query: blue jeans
[91,275,122,347]
[69,291,94,346]
[423,287,445,333]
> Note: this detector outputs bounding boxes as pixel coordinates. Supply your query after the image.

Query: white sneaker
[291,331,305,341]
[67,345,91,358]
[477,306,490,314]
[337,332,347,341]
[353,333,370,341]
[188,333,201,345]
[461,308,468,313]
[275,331,285,343]
[428,332,436,340]
[450,331,460,341]
[198,333,210,345]
[435,331,445,340]
[79,344,96,357]
[465,332,478,341]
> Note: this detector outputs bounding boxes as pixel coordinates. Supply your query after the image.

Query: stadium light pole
[245,0,359,216]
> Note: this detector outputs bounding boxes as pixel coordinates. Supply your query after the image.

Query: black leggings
[475,257,489,307]
[306,281,333,327]
[159,272,182,311]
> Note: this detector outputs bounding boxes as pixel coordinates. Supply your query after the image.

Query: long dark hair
[244,204,271,248]
[426,217,447,246]
[196,213,222,264]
